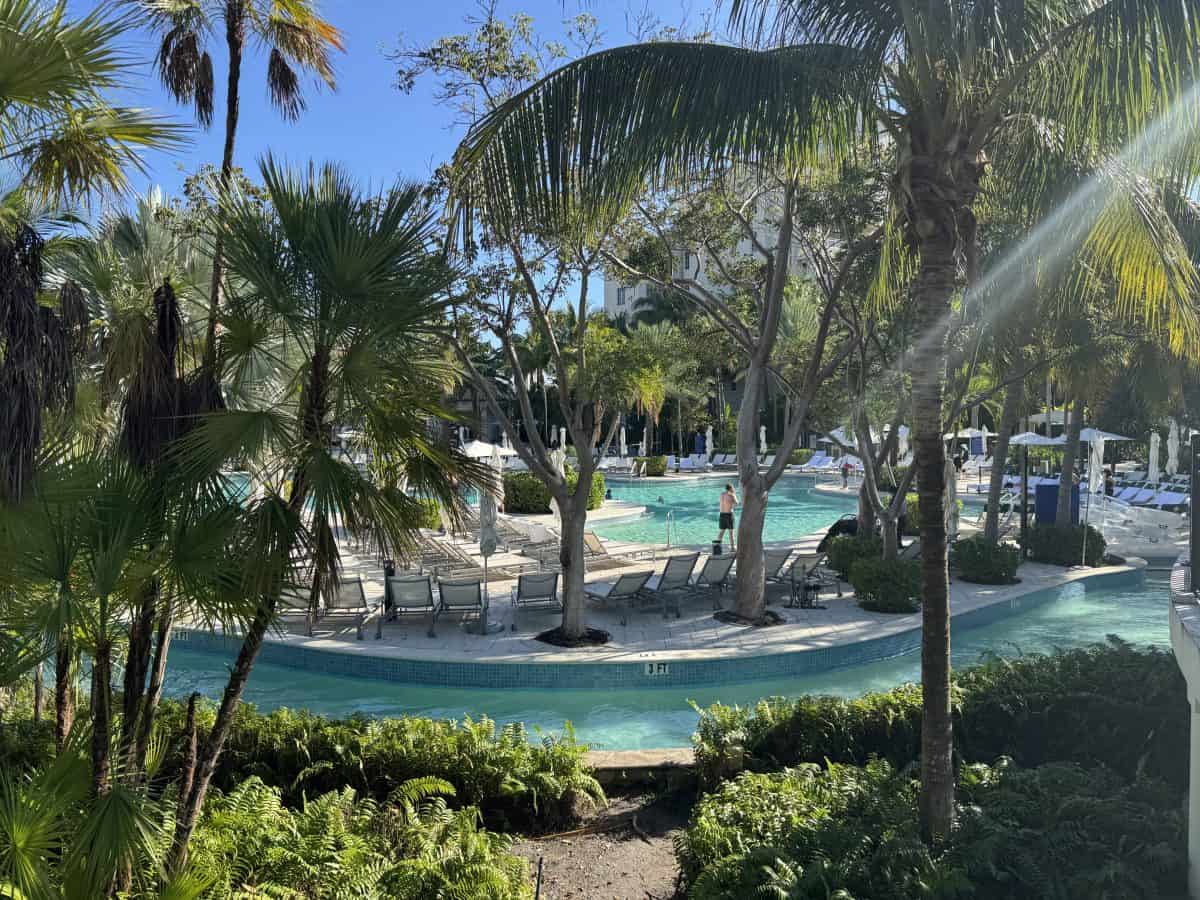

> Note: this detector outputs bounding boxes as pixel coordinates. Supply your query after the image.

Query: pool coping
[175,560,1145,690]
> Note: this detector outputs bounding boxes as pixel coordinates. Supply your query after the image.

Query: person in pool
[717,483,739,551]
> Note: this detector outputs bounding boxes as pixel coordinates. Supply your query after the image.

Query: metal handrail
[666,510,675,548]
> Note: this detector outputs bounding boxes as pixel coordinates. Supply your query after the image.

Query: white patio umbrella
[619,425,627,458]
[895,425,909,459]
[559,426,567,450]
[1149,431,1162,483]
[548,446,566,533]
[980,423,990,451]
[1079,428,1134,442]
[457,426,467,446]
[1009,431,1064,446]
[1088,435,1106,494]
[705,424,714,460]
[1167,419,1180,476]
[759,425,767,458]
[944,456,960,539]
[461,439,516,459]
[500,429,510,449]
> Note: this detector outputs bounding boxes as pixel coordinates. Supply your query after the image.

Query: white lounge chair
[641,552,701,620]
[510,572,562,630]
[585,571,654,625]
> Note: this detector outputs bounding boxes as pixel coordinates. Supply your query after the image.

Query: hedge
[1021,523,1106,566]
[849,557,921,613]
[502,469,605,514]
[950,535,1020,583]
[636,455,668,476]
[788,448,815,466]
[689,640,1186,793]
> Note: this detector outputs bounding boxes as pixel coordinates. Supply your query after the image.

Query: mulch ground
[512,792,692,899]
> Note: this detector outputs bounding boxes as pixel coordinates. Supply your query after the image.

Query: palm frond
[451,41,876,239]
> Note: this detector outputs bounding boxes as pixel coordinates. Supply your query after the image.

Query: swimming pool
[163,571,1167,750]
[592,474,857,545]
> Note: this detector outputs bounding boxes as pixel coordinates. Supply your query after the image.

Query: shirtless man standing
[717,483,739,551]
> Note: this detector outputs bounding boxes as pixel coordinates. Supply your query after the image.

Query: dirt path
[512,793,690,899]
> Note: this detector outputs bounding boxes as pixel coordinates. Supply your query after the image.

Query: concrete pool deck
[177,532,1145,688]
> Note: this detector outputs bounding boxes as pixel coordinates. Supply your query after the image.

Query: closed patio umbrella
[619,425,627,458]
[1149,431,1161,483]
[759,425,767,458]
[467,448,504,634]
[706,425,714,461]
[1167,419,1180,476]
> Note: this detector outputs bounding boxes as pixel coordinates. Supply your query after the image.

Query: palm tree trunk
[731,365,767,621]
[90,630,112,796]
[119,583,157,761]
[131,608,174,777]
[1055,396,1084,528]
[54,638,72,753]
[910,217,957,845]
[201,3,245,373]
[32,663,43,725]
[557,495,588,639]
[169,602,271,872]
[984,381,1023,542]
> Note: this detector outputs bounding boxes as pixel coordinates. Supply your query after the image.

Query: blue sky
[71,0,706,203]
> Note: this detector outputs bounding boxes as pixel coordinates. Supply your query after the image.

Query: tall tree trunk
[90,628,112,797]
[54,638,72,753]
[911,211,957,845]
[857,483,876,534]
[32,663,43,725]
[119,583,157,761]
[731,367,767,621]
[557,496,588,639]
[984,379,1024,542]
[178,692,199,809]
[169,603,271,872]
[132,608,174,777]
[1056,395,1084,528]
[201,3,245,374]
[880,509,900,560]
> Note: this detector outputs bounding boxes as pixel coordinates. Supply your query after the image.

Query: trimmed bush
[689,640,1186,792]
[849,557,921,613]
[678,758,1186,900]
[636,454,668,476]
[950,535,1020,584]
[788,448,814,466]
[1021,523,1106,566]
[502,470,605,514]
[824,533,881,580]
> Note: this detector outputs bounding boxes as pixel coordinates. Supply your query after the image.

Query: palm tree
[445,0,1200,840]
[130,0,343,374]
[0,0,184,199]
[164,156,481,871]
[515,331,553,443]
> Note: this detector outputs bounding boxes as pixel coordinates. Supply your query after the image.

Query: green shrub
[903,492,963,536]
[1021,523,1106,566]
[413,498,440,531]
[824,533,881,580]
[153,704,603,832]
[636,455,668,476]
[849,557,921,613]
[788,448,814,466]
[678,759,1186,900]
[689,640,1186,792]
[191,776,533,899]
[502,470,604,514]
[950,535,1020,584]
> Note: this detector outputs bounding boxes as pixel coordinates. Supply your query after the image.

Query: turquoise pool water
[592,475,857,545]
[163,572,1169,750]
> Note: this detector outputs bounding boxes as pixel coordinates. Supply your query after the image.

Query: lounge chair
[798,451,828,470]
[277,584,318,636]
[510,572,562,630]
[690,554,736,609]
[666,455,678,470]
[759,454,776,470]
[771,554,831,609]
[762,547,793,583]
[640,552,700,619]
[583,530,654,566]
[436,577,486,624]
[383,573,437,638]
[585,571,654,626]
[679,457,698,471]
[324,576,376,640]
[898,541,921,561]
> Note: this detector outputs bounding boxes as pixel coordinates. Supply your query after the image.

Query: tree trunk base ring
[535,626,611,647]
[713,609,785,627]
